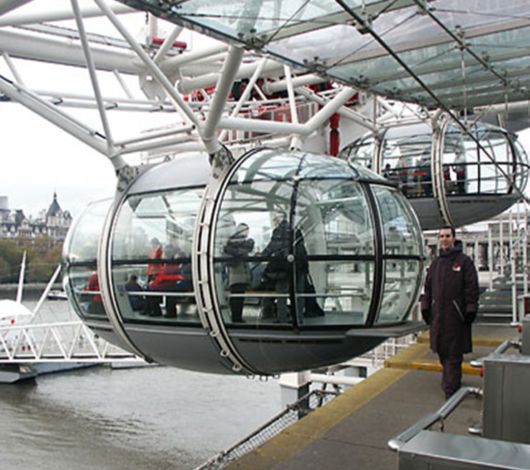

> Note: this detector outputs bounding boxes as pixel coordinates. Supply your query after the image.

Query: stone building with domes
[0,193,72,243]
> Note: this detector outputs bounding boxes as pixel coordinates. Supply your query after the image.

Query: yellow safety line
[226,333,501,468]
[417,332,513,348]
[227,344,429,470]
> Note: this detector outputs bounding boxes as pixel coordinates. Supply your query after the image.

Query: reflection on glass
[306,260,373,325]
[68,267,106,319]
[344,119,530,200]
[443,124,527,196]
[64,199,111,321]
[214,150,379,327]
[110,187,202,324]
[378,260,422,324]
[64,198,111,263]
[372,186,422,256]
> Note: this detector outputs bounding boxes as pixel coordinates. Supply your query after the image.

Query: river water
[0,294,282,470]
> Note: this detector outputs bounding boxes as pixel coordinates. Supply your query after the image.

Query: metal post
[218,59,266,142]
[304,87,356,134]
[71,0,115,156]
[284,65,299,125]
[523,202,528,295]
[500,216,504,275]
[2,52,24,84]
[295,86,375,130]
[510,210,518,323]
[0,2,133,26]
[95,0,198,127]
[201,46,244,155]
[0,76,108,155]
[153,25,183,64]
[161,43,227,72]
[488,223,494,291]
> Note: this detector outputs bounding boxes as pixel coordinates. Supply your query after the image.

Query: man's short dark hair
[440,225,456,237]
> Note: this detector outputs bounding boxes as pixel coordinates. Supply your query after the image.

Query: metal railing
[388,386,483,451]
[469,339,521,368]
[0,320,143,364]
[196,389,338,470]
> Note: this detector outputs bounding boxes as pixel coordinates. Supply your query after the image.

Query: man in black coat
[260,211,308,323]
[421,225,479,399]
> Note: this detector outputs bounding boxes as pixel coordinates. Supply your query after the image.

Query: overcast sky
[0,104,117,218]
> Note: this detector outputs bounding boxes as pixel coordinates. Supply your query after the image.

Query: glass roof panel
[119,0,530,108]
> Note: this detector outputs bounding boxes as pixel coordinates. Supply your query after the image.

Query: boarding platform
[225,324,524,470]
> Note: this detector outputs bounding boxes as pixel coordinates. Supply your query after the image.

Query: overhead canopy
[118,0,530,109]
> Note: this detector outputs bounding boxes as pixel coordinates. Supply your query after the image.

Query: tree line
[0,237,63,283]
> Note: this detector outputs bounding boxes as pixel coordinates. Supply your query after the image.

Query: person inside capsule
[223,223,255,323]
[258,210,308,324]
[453,148,467,194]
[143,244,192,318]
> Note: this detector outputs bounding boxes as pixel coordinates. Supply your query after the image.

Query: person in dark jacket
[125,274,145,312]
[421,225,479,399]
[259,211,308,323]
[224,223,255,323]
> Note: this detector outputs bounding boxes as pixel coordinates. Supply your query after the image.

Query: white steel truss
[0,320,144,364]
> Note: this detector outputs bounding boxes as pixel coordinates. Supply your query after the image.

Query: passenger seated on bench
[125,274,145,312]
[224,223,254,323]
[143,247,191,318]
[83,272,105,315]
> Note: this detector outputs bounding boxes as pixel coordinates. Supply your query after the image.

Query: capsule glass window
[63,199,111,320]
[110,188,202,323]
[212,149,392,329]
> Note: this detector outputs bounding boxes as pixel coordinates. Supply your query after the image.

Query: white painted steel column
[71,0,116,159]
[284,65,302,150]
[218,59,267,142]
[112,69,134,99]
[201,46,244,155]
[219,116,306,135]
[304,87,357,134]
[153,26,184,64]
[161,43,227,72]
[284,66,299,125]
[523,202,528,295]
[0,76,108,155]
[2,52,23,84]
[264,73,325,93]
[510,211,517,323]
[279,372,312,408]
[500,217,504,275]
[488,224,494,291]
[295,86,375,130]
[178,60,282,95]
[95,0,198,127]
[0,2,134,26]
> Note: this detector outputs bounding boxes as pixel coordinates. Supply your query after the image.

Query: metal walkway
[219,324,516,470]
[0,320,143,365]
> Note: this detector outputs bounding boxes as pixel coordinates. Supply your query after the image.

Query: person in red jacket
[144,247,192,317]
[146,237,163,282]
[84,272,105,315]
[421,225,479,399]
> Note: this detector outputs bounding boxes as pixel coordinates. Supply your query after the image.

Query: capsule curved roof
[118,0,530,110]
[127,152,211,194]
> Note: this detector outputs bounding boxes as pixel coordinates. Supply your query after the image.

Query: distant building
[0,193,72,243]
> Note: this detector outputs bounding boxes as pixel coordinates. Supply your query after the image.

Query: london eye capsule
[64,149,424,375]
[339,116,530,229]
